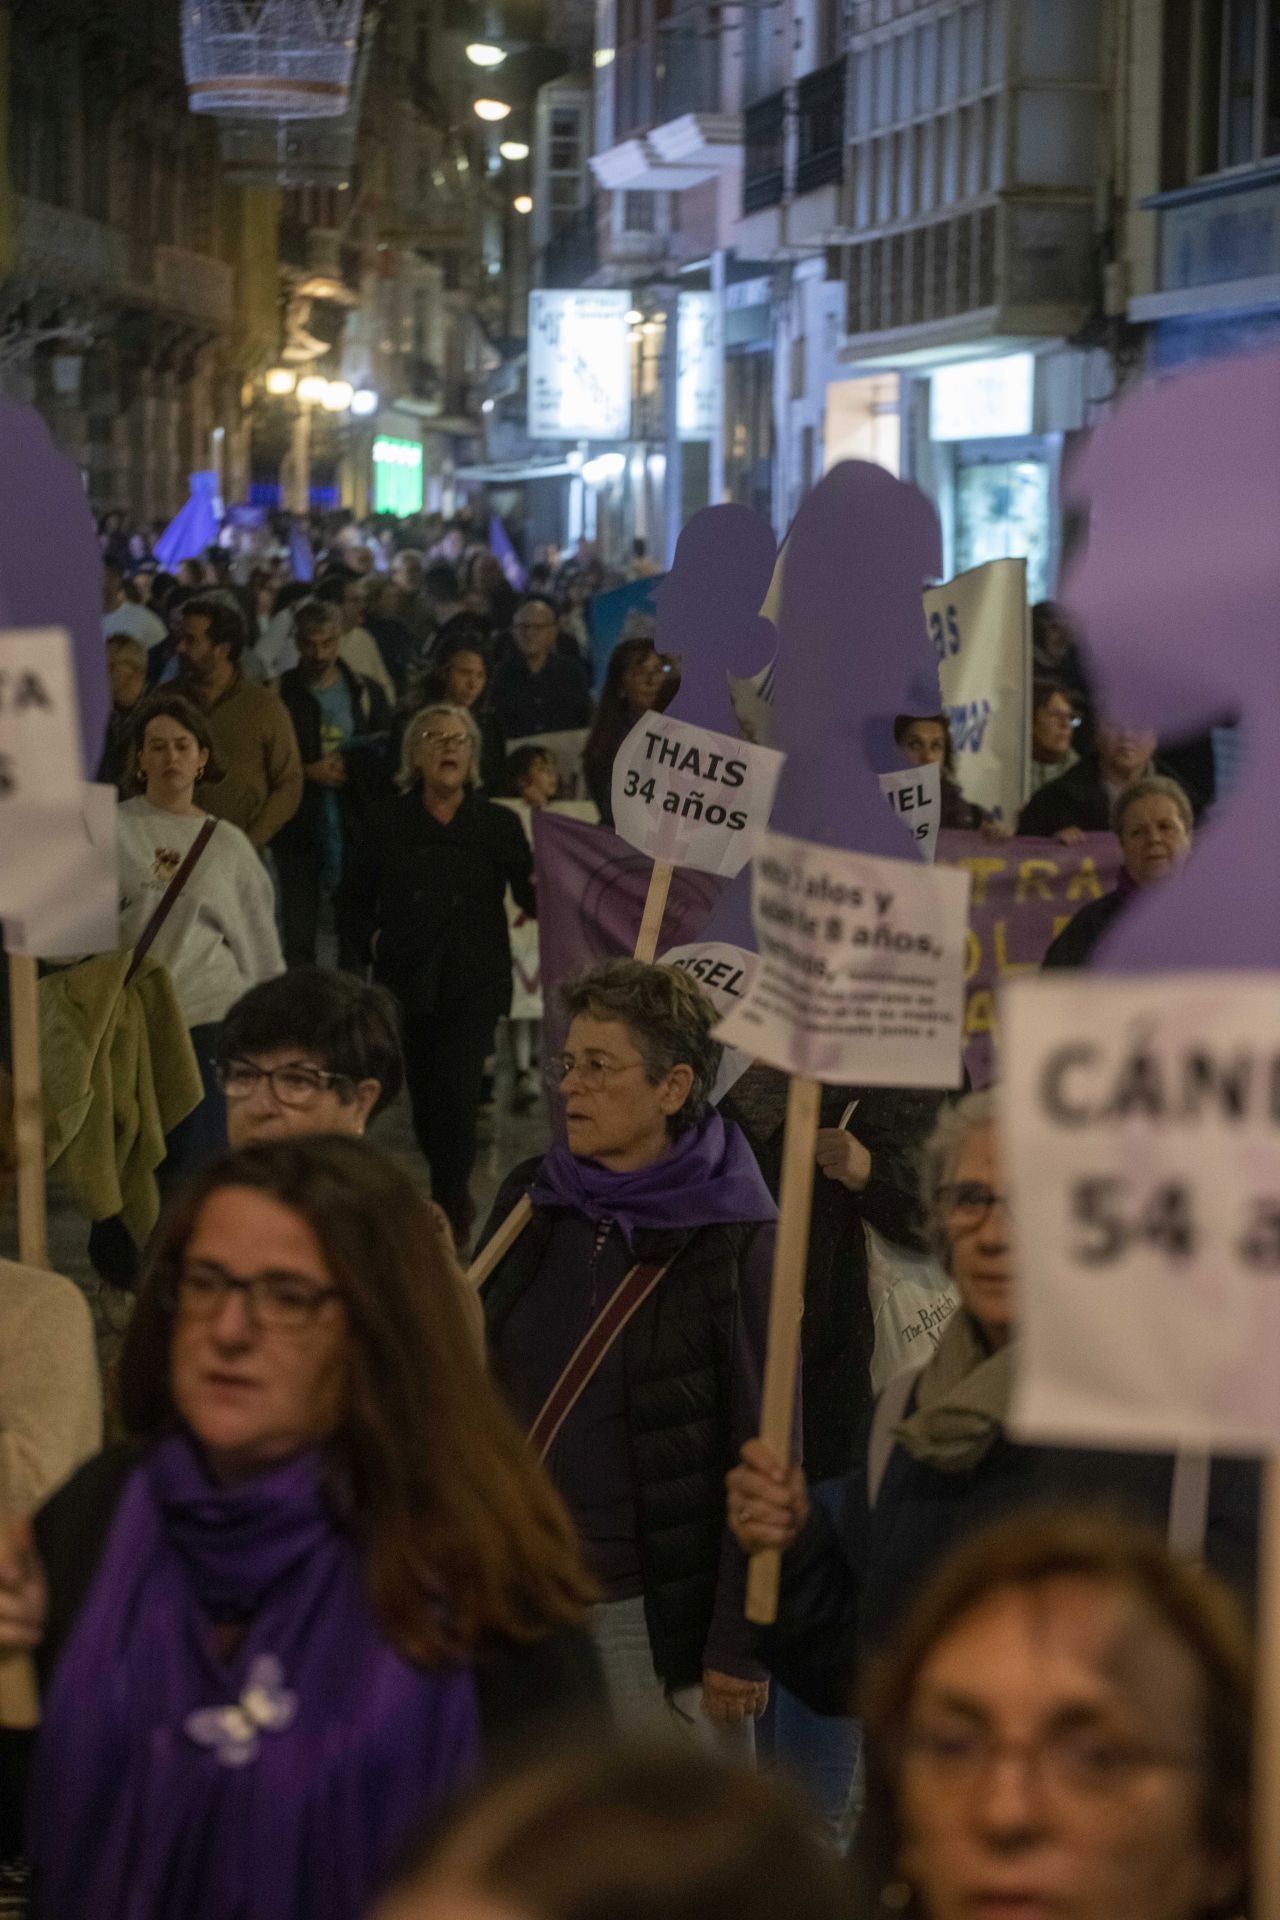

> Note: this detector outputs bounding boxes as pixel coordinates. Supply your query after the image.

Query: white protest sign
[0,628,82,810]
[925,559,1029,827]
[611,712,784,879]
[878,760,940,863]
[714,830,971,1087]
[3,784,119,957]
[660,940,760,1103]
[1004,972,1280,1454]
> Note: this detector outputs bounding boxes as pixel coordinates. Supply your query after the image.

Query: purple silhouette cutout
[770,460,942,860]
[657,503,778,735]
[0,399,109,771]
[1062,351,1279,971]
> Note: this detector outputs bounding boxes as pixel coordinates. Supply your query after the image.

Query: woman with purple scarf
[0,1135,599,1920]
[477,960,784,1745]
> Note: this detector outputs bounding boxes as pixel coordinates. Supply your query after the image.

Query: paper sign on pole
[0,628,82,811]
[925,559,1030,827]
[611,712,785,879]
[878,761,940,863]
[714,830,971,1087]
[1003,972,1280,1455]
[4,784,119,957]
[660,939,760,1103]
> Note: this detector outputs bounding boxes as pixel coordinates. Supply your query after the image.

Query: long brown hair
[119,1135,596,1663]
[855,1510,1252,1920]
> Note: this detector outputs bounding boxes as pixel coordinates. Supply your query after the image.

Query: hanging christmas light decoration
[182,0,365,119]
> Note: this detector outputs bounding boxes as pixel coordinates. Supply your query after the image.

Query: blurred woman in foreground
[1,1137,599,1920]
[855,1511,1250,1920]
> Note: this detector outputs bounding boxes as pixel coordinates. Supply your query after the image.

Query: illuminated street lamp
[499,139,530,160]
[350,388,379,416]
[473,97,512,121]
[322,378,355,412]
[265,366,297,395]
[513,194,533,214]
[297,373,328,404]
[466,41,506,65]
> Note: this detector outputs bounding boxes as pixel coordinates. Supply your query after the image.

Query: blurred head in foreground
[377,1744,851,1920]
[856,1511,1251,1920]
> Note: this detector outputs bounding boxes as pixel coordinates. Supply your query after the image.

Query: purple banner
[938,831,1123,1089]
[532,810,726,1070]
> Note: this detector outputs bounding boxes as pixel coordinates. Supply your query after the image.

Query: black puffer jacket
[348,788,534,1021]
[480,1160,775,1691]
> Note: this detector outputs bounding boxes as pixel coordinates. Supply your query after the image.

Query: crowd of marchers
[0,508,1249,1920]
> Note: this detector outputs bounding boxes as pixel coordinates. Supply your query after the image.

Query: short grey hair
[1112,775,1193,838]
[560,960,722,1139]
[396,702,483,794]
[918,1089,999,1263]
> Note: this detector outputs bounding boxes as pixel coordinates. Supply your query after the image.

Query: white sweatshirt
[117,798,284,1027]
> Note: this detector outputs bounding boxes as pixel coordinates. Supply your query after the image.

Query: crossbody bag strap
[529,1241,687,1462]
[124,816,217,987]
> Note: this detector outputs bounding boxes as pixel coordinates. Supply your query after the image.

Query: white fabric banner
[878,761,940,863]
[925,559,1030,827]
[1004,971,1280,1454]
[713,830,971,1086]
[0,627,82,812]
[611,712,784,879]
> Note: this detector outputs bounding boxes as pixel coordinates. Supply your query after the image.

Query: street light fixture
[350,388,379,416]
[296,374,328,404]
[499,139,530,160]
[466,41,506,65]
[513,194,533,214]
[473,97,512,121]
[322,379,355,412]
[265,366,297,395]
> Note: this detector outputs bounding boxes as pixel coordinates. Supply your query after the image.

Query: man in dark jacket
[275,598,391,968]
[490,596,592,738]
[1018,721,1204,838]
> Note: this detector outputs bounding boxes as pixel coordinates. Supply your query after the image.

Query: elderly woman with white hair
[349,702,534,1248]
[728,1090,1259,1714]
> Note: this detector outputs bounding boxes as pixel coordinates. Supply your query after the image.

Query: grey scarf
[893,1310,1014,1473]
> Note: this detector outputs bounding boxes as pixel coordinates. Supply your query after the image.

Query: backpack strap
[867,1365,923,1511]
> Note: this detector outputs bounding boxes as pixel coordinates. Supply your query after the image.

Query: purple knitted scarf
[30,1433,480,1920]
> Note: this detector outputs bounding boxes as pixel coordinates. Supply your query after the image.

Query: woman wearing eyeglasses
[348,702,535,1251]
[0,1135,600,1920]
[727,1090,1258,1715]
[477,960,782,1746]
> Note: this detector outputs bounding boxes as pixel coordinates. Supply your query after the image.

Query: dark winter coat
[1041,887,1128,968]
[274,662,391,868]
[479,1161,775,1691]
[1017,752,1202,838]
[348,787,534,1022]
[761,1374,1259,1715]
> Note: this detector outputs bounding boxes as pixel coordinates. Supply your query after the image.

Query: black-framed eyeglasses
[542,1053,648,1093]
[901,1721,1202,1804]
[215,1059,353,1107]
[938,1181,1009,1230]
[165,1260,340,1332]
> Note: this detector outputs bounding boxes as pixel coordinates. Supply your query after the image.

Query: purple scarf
[529,1110,778,1245]
[30,1434,480,1920]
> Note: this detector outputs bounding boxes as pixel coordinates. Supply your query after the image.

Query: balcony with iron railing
[743,91,785,214]
[796,58,845,196]
[539,201,600,288]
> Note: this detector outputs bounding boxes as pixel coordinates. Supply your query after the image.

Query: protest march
[0,348,1272,1920]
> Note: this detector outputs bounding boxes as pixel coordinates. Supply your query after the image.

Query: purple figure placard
[1063,350,1280,971]
[656,503,778,735]
[771,459,943,861]
[0,399,108,771]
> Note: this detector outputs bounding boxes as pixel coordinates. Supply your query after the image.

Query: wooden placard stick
[1255,1456,1280,1920]
[745,1073,821,1626]
[633,858,674,966]
[2,951,45,1729]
